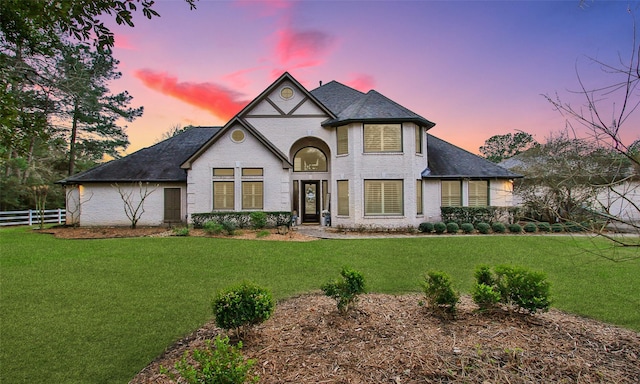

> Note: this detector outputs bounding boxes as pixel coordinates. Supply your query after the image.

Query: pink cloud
[134,69,249,120]
[275,27,335,66]
[223,66,267,89]
[114,33,135,50]
[234,0,293,17]
[345,74,376,92]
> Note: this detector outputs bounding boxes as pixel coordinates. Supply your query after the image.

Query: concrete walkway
[293,225,420,239]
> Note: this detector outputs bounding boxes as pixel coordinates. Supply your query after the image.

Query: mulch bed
[131,294,639,384]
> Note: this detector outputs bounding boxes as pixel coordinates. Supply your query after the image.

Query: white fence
[0,209,66,227]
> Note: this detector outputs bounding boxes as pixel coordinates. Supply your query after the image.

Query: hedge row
[191,211,292,229]
[440,206,522,226]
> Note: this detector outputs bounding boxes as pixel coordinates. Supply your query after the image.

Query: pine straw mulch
[131,294,639,384]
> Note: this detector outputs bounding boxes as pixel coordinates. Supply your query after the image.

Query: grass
[1,227,639,383]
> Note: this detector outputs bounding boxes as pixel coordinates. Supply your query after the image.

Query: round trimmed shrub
[476,222,491,234]
[461,223,475,234]
[418,222,434,233]
[551,223,564,233]
[492,222,506,233]
[508,223,522,233]
[446,222,459,234]
[212,282,275,332]
[536,222,551,232]
[565,221,583,232]
[434,222,447,234]
[523,222,537,233]
[422,271,459,314]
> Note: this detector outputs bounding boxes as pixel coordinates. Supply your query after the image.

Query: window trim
[293,146,328,172]
[364,179,404,216]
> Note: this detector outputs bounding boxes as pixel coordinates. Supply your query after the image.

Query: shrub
[173,227,190,236]
[321,267,366,314]
[422,271,459,315]
[474,265,495,286]
[212,282,275,335]
[551,223,564,233]
[418,222,434,233]
[162,335,258,384]
[508,223,522,233]
[256,230,270,238]
[460,223,475,234]
[434,222,447,234]
[491,222,506,233]
[476,222,491,234]
[536,222,551,232]
[250,212,267,229]
[523,222,538,233]
[565,221,583,232]
[446,222,459,234]
[494,265,551,314]
[221,221,237,236]
[472,283,501,311]
[203,221,224,235]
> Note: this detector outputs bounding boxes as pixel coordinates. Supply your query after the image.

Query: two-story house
[60,72,520,228]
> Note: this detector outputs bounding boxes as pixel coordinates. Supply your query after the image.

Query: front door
[302,181,320,223]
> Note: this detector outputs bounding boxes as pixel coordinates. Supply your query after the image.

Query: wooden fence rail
[0,209,66,227]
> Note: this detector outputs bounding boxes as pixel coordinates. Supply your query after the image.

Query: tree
[113,182,158,229]
[542,11,640,250]
[479,131,538,163]
[155,124,192,143]
[55,43,143,176]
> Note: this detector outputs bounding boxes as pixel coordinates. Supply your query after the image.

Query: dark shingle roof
[311,82,435,129]
[59,127,220,184]
[424,135,522,179]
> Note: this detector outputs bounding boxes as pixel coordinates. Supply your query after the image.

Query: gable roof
[311,82,436,129]
[181,117,292,169]
[423,134,522,179]
[58,127,220,184]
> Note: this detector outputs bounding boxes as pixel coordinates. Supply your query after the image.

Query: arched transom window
[294,147,327,172]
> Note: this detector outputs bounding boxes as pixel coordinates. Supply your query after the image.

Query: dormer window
[363,124,402,153]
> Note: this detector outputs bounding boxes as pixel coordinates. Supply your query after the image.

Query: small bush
[434,222,447,234]
[474,265,495,286]
[173,227,190,236]
[203,221,224,235]
[565,221,584,232]
[460,223,475,234]
[418,222,434,233]
[536,222,551,232]
[523,222,538,233]
[162,335,258,384]
[446,222,459,234]
[250,211,267,229]
[321,267,366,314]
[221,221,237,236]
[476,222,491,234]
[494,265,551,314]
[422,271,459,315]
[491,222,506,233]
[472,283,501,311]
[256,230,270,238]
[508,223,522,233]
[212,282,275,335]
[551,223,564,233]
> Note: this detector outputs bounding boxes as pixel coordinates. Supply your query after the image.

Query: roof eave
[322,117,436,129]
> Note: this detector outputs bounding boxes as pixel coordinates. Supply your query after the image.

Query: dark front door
[302,181,320,223]
[164,188,181,223]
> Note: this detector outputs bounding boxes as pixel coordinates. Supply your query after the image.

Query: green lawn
[1,227,639,383]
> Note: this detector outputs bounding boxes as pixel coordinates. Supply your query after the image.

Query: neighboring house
[59,72,521,228]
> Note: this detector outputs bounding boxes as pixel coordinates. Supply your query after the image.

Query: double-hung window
[468,180,489,207]
[212,168,234,210]
[364,180,403,216]
[441,180,461,207]
[415,126,423,154]
[363,124,402,153]
[242,168,263,210]
[337,125,348,155]
[337,180,349,216]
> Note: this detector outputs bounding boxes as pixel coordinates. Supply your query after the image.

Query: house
[59,72,521,228]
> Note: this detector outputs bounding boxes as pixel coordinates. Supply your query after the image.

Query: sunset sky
[105,0,638,155]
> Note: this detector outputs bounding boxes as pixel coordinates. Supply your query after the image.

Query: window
[213,181,234,210]
[294,147,327,172]
[231,129,245,143]
[364,124,402,153]
[213,168,234,177]
[441,180,461,207]
[337,180,349,216]
[416,180,423,215]
[364,180,403,216]
[415,126,423,154]
[468,180,489,207]
[242,168,263,176]
[242,182,263,209]
[337,125,348,155]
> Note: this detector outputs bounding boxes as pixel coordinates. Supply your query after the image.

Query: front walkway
[293,225,420,239]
